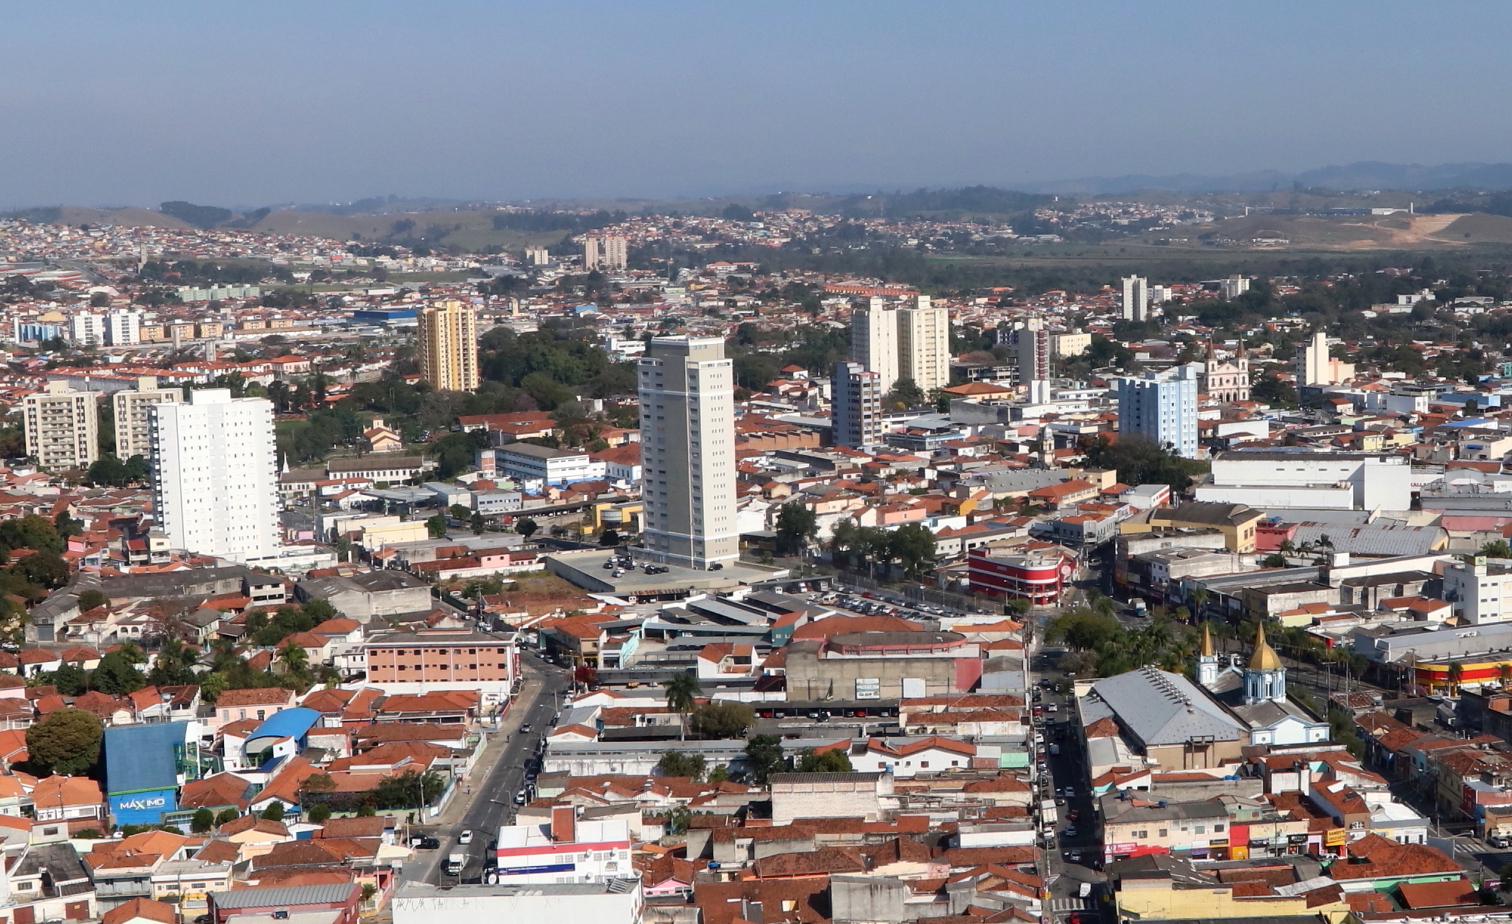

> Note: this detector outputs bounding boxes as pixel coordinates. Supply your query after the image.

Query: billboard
[110,788,178,825]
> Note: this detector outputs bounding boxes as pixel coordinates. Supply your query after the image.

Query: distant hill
[1020,161,1512,196]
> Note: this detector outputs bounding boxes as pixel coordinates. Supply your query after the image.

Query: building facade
[851,298,899,396]
[70,312,106,346]
[416,299,480,392]
[1201,343,1250,404]
[898,295,949,393]
[583,235,627,272]
[1295,330,1356,386]
[149,389,280,563]
[637,337,739,569]
[1014,318,1052,384]
[832,361,882,449]
[363,628,519,698]
[1117,365,1199,459]
[497,443,606,486]
[1121,275,1149,322]
[113,376,183,461]
[24,382,99,471]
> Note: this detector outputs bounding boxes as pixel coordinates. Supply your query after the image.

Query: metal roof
[210,883,357,909]
[1088,667,1246,747]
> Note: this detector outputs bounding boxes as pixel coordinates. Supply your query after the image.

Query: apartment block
[113,376,183,461]
[24,382,99,471]
[417,299,480,392]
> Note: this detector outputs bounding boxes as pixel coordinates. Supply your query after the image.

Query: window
[1214,823,1225,832]
[1132,830,1147,839]
[1194,825,1205,834]
[1157,828,1167,838]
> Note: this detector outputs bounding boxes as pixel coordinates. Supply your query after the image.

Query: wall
[392,885,641,924]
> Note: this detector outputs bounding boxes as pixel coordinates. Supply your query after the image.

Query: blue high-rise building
[1117,365,1199,459]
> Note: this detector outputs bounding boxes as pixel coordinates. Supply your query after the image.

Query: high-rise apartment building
[416,299,480,393]
[851,298,900,396]
[24,382,99,471]
[149,389,279,563]
[1220,275,1251,300]
[70,313,106,347]
[583,235,627,272]
[898,295,950,393]
[1117,365,1199,459]
[832,361,882,449]
[114,376,183,461]
[1121,276,1149,322]
[637,337,738,570]
[1013,319,1052,384]
[1295,330,1355,387]
[106,309,143,346]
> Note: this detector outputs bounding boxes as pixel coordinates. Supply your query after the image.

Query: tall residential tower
[1116,365,1199,459]
[149,389,280,563]
[832,361,882,449]
[898,295,949,393]
[850,298,899,395]
[114,376,183,461]
[24,382,99,471]
[1121,275,1149,322]
[637,337,739,570]
[416,299,480,392]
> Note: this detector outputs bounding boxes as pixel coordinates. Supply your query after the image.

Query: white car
[458,830,474,845]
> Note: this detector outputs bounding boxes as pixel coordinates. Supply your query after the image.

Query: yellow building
[1121,501,1263,552]
[1115,858,1349,922]
[416,299,480,392]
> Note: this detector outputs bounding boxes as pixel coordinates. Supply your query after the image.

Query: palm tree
[1499,662,1511,689]
[663,672,702,741]
[279,642,309,677]
[1448,661,1464,695]
[1189,587,1209,621]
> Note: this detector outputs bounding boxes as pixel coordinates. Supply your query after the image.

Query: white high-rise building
[24,382,99,471]
[106,309,143,347]
[851,298,900,395]
[70,313,105,347]
[1014,318,1052,384]
[1117,365,1199,459]
[1121,276,1149,322]
[637,337,738,570]
[114,376,183,461]
[584,235,627,272]
[898,295,950,393]
[149,389,280,563]
[1220,275,1251,300]
[1295,330,1355,387]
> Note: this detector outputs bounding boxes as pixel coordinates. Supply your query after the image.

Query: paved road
[402,651,570,884]
[1032,647,1107,922]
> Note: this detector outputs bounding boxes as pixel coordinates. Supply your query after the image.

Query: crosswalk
[1049,897,1092,914]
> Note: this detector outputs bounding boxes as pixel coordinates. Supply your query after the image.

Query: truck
[444,851,465,876]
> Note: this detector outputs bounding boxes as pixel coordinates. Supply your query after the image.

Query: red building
[967,549,1072,604]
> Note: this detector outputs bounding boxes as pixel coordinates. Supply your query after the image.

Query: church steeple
[1196,622,1221,689]
[1243,622,1287,705]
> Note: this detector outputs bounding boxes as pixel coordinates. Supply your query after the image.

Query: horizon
[7,2,1512,208]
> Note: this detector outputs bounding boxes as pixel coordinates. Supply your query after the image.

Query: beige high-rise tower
[416,299,480,392]
[114,376,183,460]
[898,295,949,393]
[24,382,99,471]
[851,298,900,395]
[638,337,739,570]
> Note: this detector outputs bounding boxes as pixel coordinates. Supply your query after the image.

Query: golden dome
[1200,622,1214,658]
[1248,622,1282,671]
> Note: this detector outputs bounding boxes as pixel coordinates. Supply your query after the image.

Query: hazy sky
[6,1,1512,208]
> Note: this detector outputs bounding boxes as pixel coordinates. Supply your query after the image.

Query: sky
[5,1,1512,208]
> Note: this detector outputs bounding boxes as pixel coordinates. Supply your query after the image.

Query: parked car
[414,837,441,850]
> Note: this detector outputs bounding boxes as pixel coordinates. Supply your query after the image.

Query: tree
[214,808,239,826]
[372,770,446,810]
[26,708,103,776]
[1189,587,1209,618]
[654,750,707,780]
[1483,539,1512,559]
[774,502,818,557]
[515,517,538,539]
[798,748,853,772]
[662,672,701,741]
[1448,661,1464,694]
[707,764,731,784]
[91,650,146,695]
[77,589,109,612]
[278,642,309,677]
[44,663,89,696]
[599,528,620,546]
[425,514,448,539]
[883,377,925,410]
[744,735,787,787]
[470,512,486,535]
[191,808,215,833]
[689,701,755,739]
[262,801,286,820]
[1083,431,1209,494]
[888,523,937,580]
[308,803,332,824]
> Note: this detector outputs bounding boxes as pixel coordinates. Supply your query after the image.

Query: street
[1031,648,1106,922]
[401,651,570,884]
